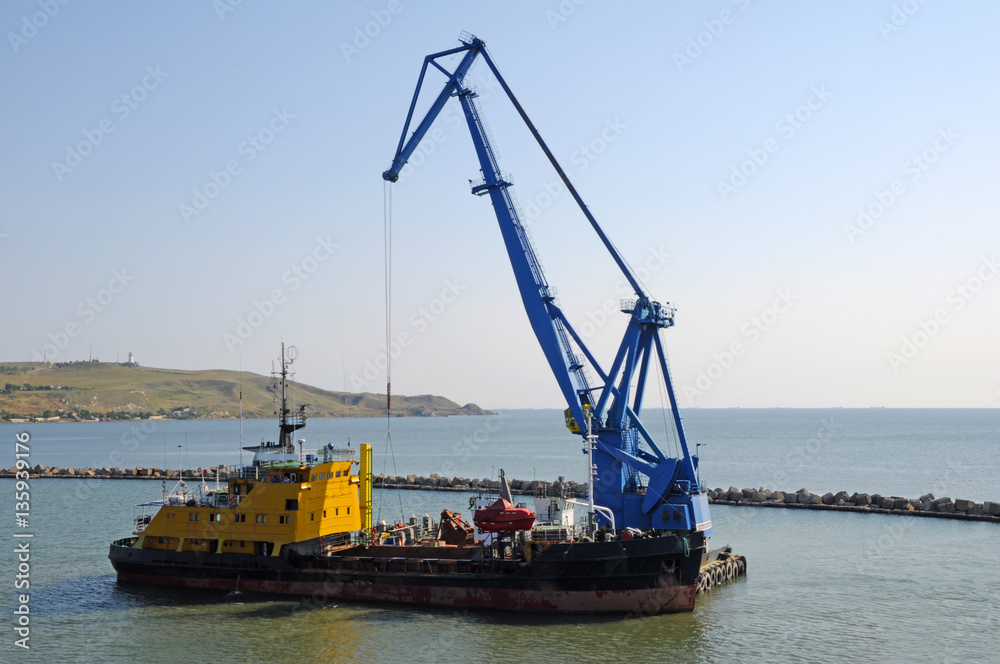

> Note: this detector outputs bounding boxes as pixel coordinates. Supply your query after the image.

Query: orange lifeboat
[474,497,536,533]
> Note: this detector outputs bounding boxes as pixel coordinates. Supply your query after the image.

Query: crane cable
[377,181,405,528]
[655,338,680,461]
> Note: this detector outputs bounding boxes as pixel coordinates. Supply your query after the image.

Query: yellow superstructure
[136,443,372,557]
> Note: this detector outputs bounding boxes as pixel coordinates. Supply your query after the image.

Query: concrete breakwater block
[372,473,588,498]
[5,466,995,522]
[3,465,228,480]
[706,486,999,523]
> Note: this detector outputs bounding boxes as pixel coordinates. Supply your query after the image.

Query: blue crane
[383,34,711,536]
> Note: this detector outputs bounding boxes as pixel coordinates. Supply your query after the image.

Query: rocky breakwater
[708,486,1000,523]
[374,473,588,498]
[2,465,230,480]
[0,466,586,498]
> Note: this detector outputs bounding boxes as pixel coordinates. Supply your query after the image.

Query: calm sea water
[2,409,998,663]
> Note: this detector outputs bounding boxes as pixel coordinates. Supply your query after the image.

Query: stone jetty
[371,473,588,498]
[1,465,227,480]
[0,466,588,497]
[3,466,997,524]
[708,486,1000,523]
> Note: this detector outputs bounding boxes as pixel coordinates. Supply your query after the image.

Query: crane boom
[383,34,711,535]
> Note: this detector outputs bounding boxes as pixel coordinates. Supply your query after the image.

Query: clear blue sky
[2,1,998,408]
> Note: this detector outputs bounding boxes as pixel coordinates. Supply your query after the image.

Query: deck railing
[227,448,357,479]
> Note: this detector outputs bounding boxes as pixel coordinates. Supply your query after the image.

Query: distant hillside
[0,362,492,421]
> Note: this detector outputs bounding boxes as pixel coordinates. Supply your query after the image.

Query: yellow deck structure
[136,443,372,557]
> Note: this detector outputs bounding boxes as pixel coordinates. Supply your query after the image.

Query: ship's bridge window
[335,471,341,478]
[285,499,298,511]
[312,474,317,482]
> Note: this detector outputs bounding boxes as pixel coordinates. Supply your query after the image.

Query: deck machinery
[382,34,711,537]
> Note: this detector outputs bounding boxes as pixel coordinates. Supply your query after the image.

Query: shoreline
[4,406,998,425]
[0,411,495,424]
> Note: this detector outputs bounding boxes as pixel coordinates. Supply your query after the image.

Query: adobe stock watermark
[520,116,628,227]
[179,107,294,223]
[350,278,466,391]
[717,85,833,201]
[950,602,999,652]
[60,421,156,511]
[878,0,931,40]
[782,417,839,475]
[856,457,966,574]
[545,0,587,31]
[12,431,31,650]
[672,0,752,73]
[682,288,798,402]
[577,246,672,338]
[213,0,245,21]
[223,236,339,352]
[987,382,1000,408]
[394,107,466,184]
[51,65,167,182]
[570,117,627,172]
[442,413,506,476]
[887,255,998,371]
[843,127,958,243]
[30,268,136,362]
[340,0,406,63]
[7,0,70,54]
[394,72,501,185]
[720,415,840,532]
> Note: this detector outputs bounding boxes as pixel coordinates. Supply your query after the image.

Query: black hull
[110,531,705,614]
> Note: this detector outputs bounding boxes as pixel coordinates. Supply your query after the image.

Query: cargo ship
[109,346,742,614]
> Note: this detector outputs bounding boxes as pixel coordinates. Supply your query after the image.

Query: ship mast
[274,343,305,452]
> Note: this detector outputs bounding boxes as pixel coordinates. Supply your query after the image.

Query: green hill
[0,362,491,421]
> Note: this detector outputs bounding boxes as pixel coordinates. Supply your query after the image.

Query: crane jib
[381,34,710,536]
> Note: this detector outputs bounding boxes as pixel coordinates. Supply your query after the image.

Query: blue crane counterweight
[383,34,711,537]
